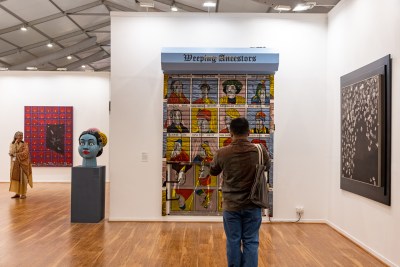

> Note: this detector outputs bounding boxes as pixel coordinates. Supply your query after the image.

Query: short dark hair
[222,79,242,94]
[200,83,211,91]
[230,117,249,136]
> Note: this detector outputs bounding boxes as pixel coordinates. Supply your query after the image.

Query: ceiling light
[203,2,216,7]
[0,67,9,71]
[171,5,178,12]
[67,55,72,60]
[26,67,38,71]
[139,1,154,8]
[47,43,53,48]
[81,65,86,68]
[274,5,291,11]
[293,2,316,11]
[57,68,67,71]
[20,25,27,31]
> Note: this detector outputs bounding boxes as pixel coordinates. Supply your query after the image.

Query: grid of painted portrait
[162,74,275,216]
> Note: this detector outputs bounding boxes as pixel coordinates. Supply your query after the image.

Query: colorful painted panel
[24,106,73,167]
[162,74,275,215]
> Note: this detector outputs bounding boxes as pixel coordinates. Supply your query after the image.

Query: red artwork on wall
[24,106,73,167]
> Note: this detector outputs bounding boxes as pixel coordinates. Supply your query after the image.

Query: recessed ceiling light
[139,1,154,8]
[293,2,316,11]
[47,43,53,48]
[20,26,27,31]
[203,2,216,7]
[274,5,291,11]
[67,55,72,60]
[81,65,86,68]
[171,5,178,11]
[0,67,9,71]
[26,67,38,71]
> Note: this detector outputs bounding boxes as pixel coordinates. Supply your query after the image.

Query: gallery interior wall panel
[327,0,400,265]
[110,13,329,221]
[0,72,110,182]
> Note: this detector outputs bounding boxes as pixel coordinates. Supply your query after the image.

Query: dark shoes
[11,194,26,199]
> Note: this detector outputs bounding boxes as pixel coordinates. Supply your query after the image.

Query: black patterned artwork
[46,124,65,154]
[340,55,391,205]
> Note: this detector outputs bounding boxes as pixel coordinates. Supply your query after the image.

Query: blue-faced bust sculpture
[78,128,108,167]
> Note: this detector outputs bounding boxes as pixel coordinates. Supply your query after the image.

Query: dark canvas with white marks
[341,74,381,186]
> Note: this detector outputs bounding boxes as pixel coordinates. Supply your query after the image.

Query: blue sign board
[161,47,279,74]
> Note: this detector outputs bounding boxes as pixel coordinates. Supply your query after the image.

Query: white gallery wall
[327,0,400,266]
[0,72,110,182]
[110,13,329,221]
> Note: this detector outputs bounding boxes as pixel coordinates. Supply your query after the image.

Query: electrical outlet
[296,206,304,215]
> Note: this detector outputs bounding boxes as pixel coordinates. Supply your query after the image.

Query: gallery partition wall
[0,72,110,182]
[110,13,329,222]
[327,0,400,265]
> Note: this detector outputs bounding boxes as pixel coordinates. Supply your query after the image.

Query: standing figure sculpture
[9,131,33,199]
[78,128,108,167]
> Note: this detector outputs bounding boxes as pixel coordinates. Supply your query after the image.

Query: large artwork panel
[340,55,391,205]
[163,74,275,215]
[25,106,73,167]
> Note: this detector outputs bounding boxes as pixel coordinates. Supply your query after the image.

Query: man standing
[210,118,270,267]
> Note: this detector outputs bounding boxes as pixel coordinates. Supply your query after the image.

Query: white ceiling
[0,0,340,72]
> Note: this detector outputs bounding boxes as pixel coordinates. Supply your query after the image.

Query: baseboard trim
[326,221,397,267]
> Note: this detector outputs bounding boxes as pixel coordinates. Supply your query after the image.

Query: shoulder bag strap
[255,144,264,166]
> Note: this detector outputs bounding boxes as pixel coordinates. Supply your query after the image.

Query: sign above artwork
[161,47,279,74]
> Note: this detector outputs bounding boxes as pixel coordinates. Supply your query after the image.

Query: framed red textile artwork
[24,106,73,167]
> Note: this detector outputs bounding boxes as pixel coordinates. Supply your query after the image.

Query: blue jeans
[223,208,262,267]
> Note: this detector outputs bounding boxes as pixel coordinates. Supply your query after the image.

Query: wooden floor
[0,183,386,267]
